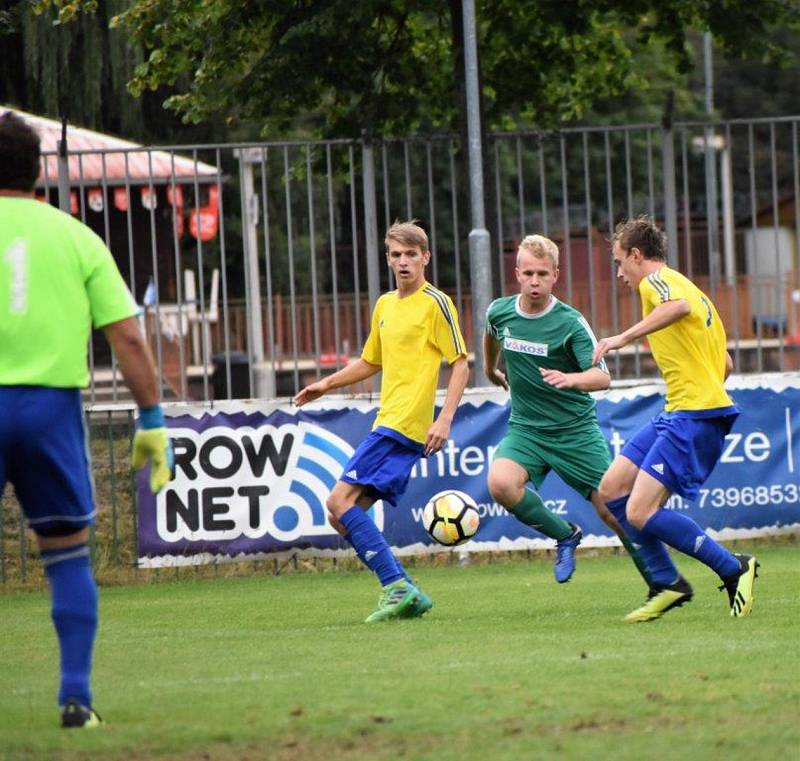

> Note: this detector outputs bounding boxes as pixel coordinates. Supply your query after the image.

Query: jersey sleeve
[485,299,501,338]
[569,314,609,374]
[431,292,467,364]
[360,298,383,365]
[80,228,137,328]
[640,269,688,309]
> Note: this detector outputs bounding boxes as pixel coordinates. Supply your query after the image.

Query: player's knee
[327,512,346,536]
[487,473,516,506]
[598,473,622,504]
[35,524,91,552]
[325,494,345,519]
[626,503,648,530]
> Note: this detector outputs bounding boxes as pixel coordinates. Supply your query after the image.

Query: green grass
[1,544,797,761]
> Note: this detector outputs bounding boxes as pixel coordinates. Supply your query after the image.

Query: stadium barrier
[1,374,797,583]
[135,373,800,567]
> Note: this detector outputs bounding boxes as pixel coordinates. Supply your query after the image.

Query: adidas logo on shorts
[651,463,665,474]
[346,469,358,479]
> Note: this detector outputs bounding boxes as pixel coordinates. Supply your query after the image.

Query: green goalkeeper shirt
[485,295,608,432]
[0,197,137,388]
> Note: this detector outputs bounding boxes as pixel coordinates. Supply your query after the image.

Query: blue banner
[137,377,800,566]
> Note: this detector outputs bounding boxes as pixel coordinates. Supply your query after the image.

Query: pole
[721,145,735,286]
[361,131,381,310]
[57,117,71,214]
[704,32,721,293]
[236,149,267,397]
[462,0,491,386]
[661,93,679,268]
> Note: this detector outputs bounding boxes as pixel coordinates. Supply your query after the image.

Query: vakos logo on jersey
[503,335,548,356]
[154,421,383,543]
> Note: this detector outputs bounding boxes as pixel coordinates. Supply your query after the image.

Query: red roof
[3,107,218,187]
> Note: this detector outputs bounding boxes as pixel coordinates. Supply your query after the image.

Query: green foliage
[23,0,798,138]
[107,1,800,136]
[0,544,797,760]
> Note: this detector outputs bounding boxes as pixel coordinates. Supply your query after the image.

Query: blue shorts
[340,427,424,506]
[0,387,95,535]
[622,409,739,500]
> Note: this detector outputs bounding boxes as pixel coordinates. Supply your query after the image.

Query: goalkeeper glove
[132,405,174,493]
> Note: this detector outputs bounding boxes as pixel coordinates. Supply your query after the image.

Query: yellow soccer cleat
[61,698,103,729]
[719,554,760,618]
[624,575,693,623]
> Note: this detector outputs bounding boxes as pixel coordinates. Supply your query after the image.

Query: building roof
[3,106,218,187]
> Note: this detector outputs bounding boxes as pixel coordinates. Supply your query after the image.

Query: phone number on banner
[698,483,800,508]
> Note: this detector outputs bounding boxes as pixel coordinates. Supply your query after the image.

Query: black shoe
[719,554,759,618]
[625,575,693,623]
[60,697,102,729]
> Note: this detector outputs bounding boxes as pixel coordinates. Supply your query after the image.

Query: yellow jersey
[639,266,733,412]
[361,282,467,444]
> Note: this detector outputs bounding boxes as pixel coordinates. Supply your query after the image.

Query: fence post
[236,149,268,397]
[57,117,71,214]
[704,33,722,293]
[361,131,381,310]
[661,98,679,268]
[463,0,491,386]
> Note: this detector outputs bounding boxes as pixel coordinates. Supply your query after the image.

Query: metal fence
[2,116,800,584]
[30,115,800,407]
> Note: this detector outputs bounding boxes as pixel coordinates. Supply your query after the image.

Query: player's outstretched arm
[592,299,690,365]
[482,333,508,391]
[104,317,173,493]
[293,358,381,407]
[425,356,469,456]
[540,366,610,391]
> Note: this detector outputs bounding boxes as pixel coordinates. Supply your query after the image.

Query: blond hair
[385,219,429,252]
[517,234,559,268]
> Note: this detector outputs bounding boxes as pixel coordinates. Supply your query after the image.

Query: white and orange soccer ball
[421,490,480,546]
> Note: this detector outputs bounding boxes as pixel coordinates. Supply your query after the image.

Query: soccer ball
[422,490,480,546]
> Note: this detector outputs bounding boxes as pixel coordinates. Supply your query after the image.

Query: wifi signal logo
[155,421,384,544]
[270,422,384,541]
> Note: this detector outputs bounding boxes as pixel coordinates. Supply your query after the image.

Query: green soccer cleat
[401,585,433,619]
[60,698,103,729]
[624,575,693,623]
[719,554,759,618]
[365,579,422,623]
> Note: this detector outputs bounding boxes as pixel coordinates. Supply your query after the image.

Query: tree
[0,0,237,143]
[29,0,796,139]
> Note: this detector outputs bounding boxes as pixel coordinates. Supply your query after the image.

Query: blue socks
[339,507,406,587]
[643,509,741,578]
[606,496,679,587]
[42,544,98,707]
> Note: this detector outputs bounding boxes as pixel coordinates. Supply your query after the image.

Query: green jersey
[0,197,137,388]
[486,295,608,431]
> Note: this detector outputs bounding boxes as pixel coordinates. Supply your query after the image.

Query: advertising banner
[137,375,800,567]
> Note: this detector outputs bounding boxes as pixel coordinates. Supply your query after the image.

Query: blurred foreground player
[294,220,468,622]
[0,111,173,726]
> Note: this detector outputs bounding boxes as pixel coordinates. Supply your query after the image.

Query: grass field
[1,543,797,761]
